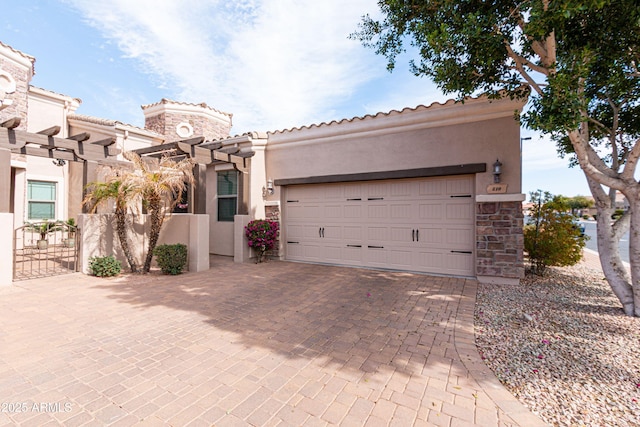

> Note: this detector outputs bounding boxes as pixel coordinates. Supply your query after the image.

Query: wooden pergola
[130,135,256,215]
[0,116,255,214]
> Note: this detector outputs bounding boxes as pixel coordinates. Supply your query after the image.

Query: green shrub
[524,191,588,275]
[582,214,589,220]
[153,244,188,275]
[89,255,122,277]
[612,209,624,219]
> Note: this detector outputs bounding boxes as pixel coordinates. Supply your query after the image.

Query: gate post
[0,147,13,284]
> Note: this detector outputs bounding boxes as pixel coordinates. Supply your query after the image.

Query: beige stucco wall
[265,96,525,198]
[79,213,209,274]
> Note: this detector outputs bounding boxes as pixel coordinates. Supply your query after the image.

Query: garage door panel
[390,203,413,220]
[342,245,364,263]
[343,226,363,241]
[419,180,445,196]
[445,227,474,248]
[367,205,389,219]
[418,203,443,220]
[366,226,388,242]
[322,225,342,240]
[389,226,413,243]
[416,227,443,245]
[284,176,474,276]
[447,177,473,195]
[388,249,413,268]
[344,204,363,218]
[443,252,474,274]
[324,204,343,219]
[445,201,474,221]
[365,247,387,265]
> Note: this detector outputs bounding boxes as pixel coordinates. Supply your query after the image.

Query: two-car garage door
[283,175,475,276]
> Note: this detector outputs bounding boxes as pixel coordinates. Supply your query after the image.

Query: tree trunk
[593,205,634,315]
[115,209,137,273]
[627,194,640,316]
[143,202,164,273]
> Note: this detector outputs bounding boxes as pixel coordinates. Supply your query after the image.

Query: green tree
[83,179,138,273]
[353,0,640,316]
[122,152,194,273]
[567,195,594,216]
[525,191,587,275]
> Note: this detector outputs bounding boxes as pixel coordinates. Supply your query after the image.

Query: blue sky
[1,0,591,199]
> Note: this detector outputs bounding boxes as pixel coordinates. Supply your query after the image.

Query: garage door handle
[367,197,384,201]
[347,198,361,201]
[451,250,472,254]
[319,227,322,238]
[322,227,325,238]
[347,244,361,248]
[287,241,299,244]
[368,245,384,249]
[450,195,472,198]
[412,229,415,241]
[286,200,299,203]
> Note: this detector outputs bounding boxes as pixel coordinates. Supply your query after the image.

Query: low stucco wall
[78,213,209,274]
[0,213,13,285]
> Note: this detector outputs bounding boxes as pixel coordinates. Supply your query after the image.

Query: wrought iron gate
[13,221,79,281]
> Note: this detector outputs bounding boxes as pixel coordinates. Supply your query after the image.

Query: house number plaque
[487,184,508,194]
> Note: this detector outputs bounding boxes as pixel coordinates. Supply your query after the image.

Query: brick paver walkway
[0,257,546,426]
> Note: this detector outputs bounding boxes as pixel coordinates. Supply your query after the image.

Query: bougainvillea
[245,219,279,263]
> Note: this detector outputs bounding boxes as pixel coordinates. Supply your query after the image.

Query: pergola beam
[37,126,61,136]
[0,128,120,161]
[0,117,21,129]
[68,132,91,142]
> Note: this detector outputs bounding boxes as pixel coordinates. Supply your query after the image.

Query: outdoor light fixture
[52,159,66,167]
[262,178,274,198]
[493,159,502,183]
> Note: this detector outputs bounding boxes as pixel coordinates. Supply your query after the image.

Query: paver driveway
[0,257,545,427]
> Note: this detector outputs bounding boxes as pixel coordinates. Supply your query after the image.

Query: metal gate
[13,221,79,281]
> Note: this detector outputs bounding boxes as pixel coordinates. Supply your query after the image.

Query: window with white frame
[217,170,238,222]
[27,180,57,220]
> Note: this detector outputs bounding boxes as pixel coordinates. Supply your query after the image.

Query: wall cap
[476,194,525,202]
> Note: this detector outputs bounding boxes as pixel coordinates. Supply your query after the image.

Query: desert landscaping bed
[475,263,640,427]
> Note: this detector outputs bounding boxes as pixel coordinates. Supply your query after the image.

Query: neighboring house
[1,41,526,285]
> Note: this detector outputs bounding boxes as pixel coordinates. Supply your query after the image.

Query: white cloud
[65,0,383,132]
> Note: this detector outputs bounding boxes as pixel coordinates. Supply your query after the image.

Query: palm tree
[122,152,194,273]
[83,179,138,273]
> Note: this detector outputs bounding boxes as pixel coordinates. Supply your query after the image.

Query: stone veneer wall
[144,112,231,143]
[476,201,525,279]
[0,57,30,131]
[265,204,281,258]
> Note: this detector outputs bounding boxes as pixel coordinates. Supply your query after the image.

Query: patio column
[0,147,13,284]
[0,147,10,213]
[193,163,206,214]
[81,161,98,213]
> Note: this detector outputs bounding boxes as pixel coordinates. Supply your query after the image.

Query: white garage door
[283,175,475,276]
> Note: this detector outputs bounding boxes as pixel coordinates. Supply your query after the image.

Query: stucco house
[1,41,526,285]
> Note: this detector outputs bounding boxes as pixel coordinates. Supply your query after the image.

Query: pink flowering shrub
[245,219,279,263]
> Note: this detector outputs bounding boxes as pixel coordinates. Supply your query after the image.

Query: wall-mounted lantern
[493,159,502,183]
[262,178,274,198]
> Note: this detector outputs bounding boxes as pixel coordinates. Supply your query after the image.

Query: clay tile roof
[67,113,163,136]
[268,98,462,134]
[29,85,81,104]
[140,98,233,118]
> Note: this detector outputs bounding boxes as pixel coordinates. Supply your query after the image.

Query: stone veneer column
[265,202,281,259]
[476,197,525,284]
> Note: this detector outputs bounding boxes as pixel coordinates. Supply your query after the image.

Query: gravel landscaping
[475,262,640,427]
